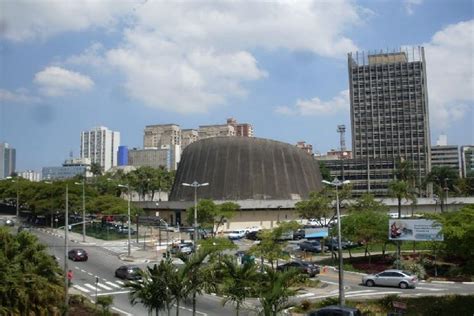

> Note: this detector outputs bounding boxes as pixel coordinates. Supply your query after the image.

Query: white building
[18,170,41,182]
[80,126,120,172]
[0,142,16,179]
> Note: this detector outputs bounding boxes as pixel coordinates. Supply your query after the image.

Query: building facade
[18,170,41,182]
[80,126,120,172]
[227,117,254,137]
[42,158,91,180]
[129,147,174,170]
[117,146,129,166]
[296,141,313,155]
[461,146,474,178]
[431,145,460,176]
[143,124,181,148]
[198,124,235,139]
[348,47,431,191]
[181,129,199,149]
[0,142,16,179]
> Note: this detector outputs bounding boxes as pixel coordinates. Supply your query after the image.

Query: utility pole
[64,184,69,315]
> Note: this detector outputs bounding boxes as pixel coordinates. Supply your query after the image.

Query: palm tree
[126,264,169,316]
[218,255,259,316]
[256,266,302,316]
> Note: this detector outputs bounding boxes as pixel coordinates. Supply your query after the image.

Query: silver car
[362,269,418,289]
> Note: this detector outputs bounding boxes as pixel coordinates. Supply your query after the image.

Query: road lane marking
[346,290,376,294]
[96,283,113,290]
[88,273,93,276]
[296,293,315,298]
[73,285,91,293]
[111,307,133,316]
[106,281,122,288]
[97,290,131,296]
[84,284,101,291]
[116,280,125,285]
[416,286,444,291]
[432,280,455,284]
[346,291,402,298]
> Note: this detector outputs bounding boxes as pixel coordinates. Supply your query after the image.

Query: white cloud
[424,20,474,129]
[65,43,106,67]
[103,1,363,113]
[0,88,41,104]
[403,0,423,15]
[0,0,135,41]
[276,90,349,116]
[34,66,94,97]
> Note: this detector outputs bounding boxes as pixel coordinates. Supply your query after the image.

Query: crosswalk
[101,241,142,255]
[296,285,446,300]
[73,279,132,296]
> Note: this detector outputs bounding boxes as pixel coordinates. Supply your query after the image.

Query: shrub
[399,261,426,279]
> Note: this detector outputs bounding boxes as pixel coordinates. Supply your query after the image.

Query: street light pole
[64,184,69,315]
[322,178,350,306]
[75,181,86,242]
[182,181,209,246]
[118,184,132,257]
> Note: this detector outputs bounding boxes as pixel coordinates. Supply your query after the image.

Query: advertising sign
[389,219,443,241]
[304,227,329,239]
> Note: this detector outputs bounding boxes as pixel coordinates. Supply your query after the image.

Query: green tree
[426,166,460,211]
[218,256,259,316]
[126,264,169,316]
[96,295,114,315]
[318,161,331,181]
[0,228,64,314]
[388,180,415,219]
[348,193,389,214]
[186,199,239,236]
[341,210,389,258]
[295,191,331,226]
[90,162,103,176]
[256,266,303,316]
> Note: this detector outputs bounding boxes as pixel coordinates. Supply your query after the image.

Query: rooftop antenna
[337,125,346,152]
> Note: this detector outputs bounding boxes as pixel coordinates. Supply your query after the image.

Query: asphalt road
[32,228,255,316]
[11,222,474,315]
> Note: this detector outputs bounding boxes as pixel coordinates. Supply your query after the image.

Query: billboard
[304,227,329,239]
[389,219,443,241]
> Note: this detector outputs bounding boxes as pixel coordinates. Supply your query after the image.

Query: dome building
[145,137,323,230]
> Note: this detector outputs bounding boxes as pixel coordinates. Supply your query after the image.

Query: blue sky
[1,0,473,171]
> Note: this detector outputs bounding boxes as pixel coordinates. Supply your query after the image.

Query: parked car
[116,226,136,235]
[277,260,320,277]
[308,305,362,316]
[17,225,32,233]
[68,248,88,261]
[299,240,326,253]
[228,229,247,240]
[115,265,142,280]
[245,230,261,240]
[293,229,305,240]
[362,269,418,289]
[4,219,15,226]
[169,241,195,255]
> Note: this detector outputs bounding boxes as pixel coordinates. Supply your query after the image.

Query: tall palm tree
[256,266,302,316]
[218,255,259,316]
[126,264,169,316]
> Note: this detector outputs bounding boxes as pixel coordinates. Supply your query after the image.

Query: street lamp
[5,176,19,219]
[322,178,350,306]
[182,181,209,246]
[74,181,86,242]
[118,183,132,257]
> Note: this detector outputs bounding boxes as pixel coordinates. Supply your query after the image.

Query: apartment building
[227,118,254,137]
[80,126,120,172]
[431,145,460,176]
[181,129,199,149]
[143,124,181,148]
[461,146,474,178]
[198,124,235,139]
[0,142,16,179]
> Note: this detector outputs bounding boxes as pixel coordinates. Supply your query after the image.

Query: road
[33,228,254,316]
[26,226,474,315]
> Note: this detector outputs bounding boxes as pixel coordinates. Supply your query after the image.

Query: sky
[0,0,473,172]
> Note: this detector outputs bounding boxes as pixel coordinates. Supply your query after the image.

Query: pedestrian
[67,269,73,287]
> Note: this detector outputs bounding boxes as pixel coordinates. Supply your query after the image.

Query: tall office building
[431,145,460,176]
[461,146,474,178]
[80,126,120,172]
[0,142,16,179]
[144,124,181,148]
[348,47,431,185]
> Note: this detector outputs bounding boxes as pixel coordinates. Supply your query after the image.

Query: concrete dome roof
[169,137,323,202]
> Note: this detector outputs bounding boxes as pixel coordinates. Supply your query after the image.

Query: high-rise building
[227,118,254,137]
[143,124,181,148]
[18,170,41,182]
[348,47,431,187]
[461,146,474,178]
[118,146,129,166]
[198,124,235,139]
[80,126,120,172]
[431,145,460,176]
[181,129,199,149]
[0,142,16,179]
[42,158,91,180]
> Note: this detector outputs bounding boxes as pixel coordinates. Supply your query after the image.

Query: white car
[228,230,247,240]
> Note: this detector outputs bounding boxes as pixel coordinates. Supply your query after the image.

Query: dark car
[68,248,88,261]
[325,238,349,250]
[245,230,261,241]
[17,225,32,233]
[4,219,15,226]
[277,260,320,277]
[299,240,326,253]
[308,305,362,316]
[115,265,142,280]
[293,229,305,240]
